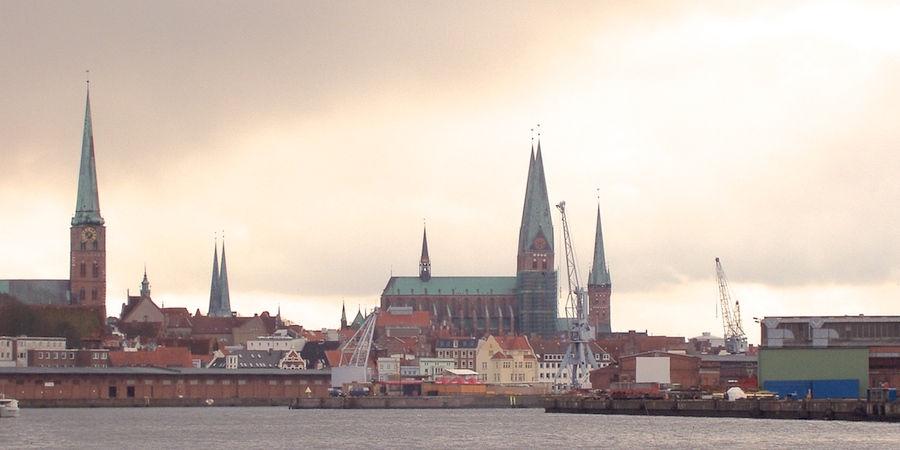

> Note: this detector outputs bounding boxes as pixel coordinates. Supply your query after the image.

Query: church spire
[219,238,231,316]
[517,138,554,262]
[341,300,348,330]
[419,225,431,282]
[589,204,611,286]
[207,240,221,316]
[72,83,104,226]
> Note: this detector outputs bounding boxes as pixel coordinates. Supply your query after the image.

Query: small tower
[70,82,107,318]
[140,266,151,299]
[419,226,431,282]
[340,300,349,330]
[587,203,612,337]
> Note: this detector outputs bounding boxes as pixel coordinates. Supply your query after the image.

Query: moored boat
[0,395,20,418]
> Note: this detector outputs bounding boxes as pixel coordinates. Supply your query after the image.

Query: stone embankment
[545,396,900,422]
[290,395,545,409]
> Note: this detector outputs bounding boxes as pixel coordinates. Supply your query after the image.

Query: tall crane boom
[553,201,599,391]
[332,307,379,388]
[716,257,747,354]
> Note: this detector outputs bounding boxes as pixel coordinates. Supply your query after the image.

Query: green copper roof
[589,205,611,286]
[382,276,518,296]
[72,85,104,226]
[518,142,554,254]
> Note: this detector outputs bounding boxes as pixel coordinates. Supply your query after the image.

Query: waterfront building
[474,335,537,384]
[419,357,456,382]
[758,315,900,398]
[377,356,401,382]
[208,349,306,370]
[28,348,109,368]
[108,347,193,368]
[0,366,330,402]
[435,337,478,371]
[246,329,308,352]
[0,337,68,367]
[531,338,612,389]
[615,351,702,389]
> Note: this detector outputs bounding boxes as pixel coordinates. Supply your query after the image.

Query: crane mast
[553,201,599,391]
[716,258,748,354]
[332,307,379,388]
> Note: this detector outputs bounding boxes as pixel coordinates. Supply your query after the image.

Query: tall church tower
[516,141,558,338]
[70,83,106,317]
[587,204,612,337]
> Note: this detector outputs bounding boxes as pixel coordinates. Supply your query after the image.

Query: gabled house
[208,348,306,370]
[475,335,537,384]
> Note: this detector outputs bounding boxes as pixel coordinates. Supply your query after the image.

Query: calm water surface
[4,407,899,449]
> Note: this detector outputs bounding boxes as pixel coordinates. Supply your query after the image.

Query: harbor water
[5,407,900,449]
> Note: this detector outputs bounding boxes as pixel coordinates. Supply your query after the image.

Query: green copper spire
[71,84,104,226]
[589,204,611,286]
[517,141,554,254]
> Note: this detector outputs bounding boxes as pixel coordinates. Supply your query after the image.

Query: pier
[545,395,900,422]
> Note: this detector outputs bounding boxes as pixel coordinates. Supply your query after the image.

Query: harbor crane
[553,201,599,391]
[331,307,379,388]
[716,258,748,354]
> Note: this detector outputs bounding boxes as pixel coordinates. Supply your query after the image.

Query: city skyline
[2,2,900,345]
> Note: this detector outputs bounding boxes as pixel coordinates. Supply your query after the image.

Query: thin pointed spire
[589,201,611,286]
[219,235,231,316]
[72,81,104,226]
[419,223,431,281]
[518,126,554,256]
[207,238,220,316]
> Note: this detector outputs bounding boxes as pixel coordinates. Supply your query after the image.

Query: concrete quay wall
[290,395,546,409]
[545,396,900,422]
[19,397,293,408]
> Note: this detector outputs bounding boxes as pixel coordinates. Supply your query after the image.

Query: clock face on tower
[82,227,97,243]
[533,236,547,250]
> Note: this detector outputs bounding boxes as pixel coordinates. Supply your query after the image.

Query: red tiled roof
[376,310,432,327]
[191,316,235,335]
[494,335,532,351]
[108,347,194,368]
[324,349,343,368]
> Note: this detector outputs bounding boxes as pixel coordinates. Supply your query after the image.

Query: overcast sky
[2,1,899,345]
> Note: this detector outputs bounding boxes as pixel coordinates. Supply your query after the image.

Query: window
[80,262,86,277]
[92,262,99,278]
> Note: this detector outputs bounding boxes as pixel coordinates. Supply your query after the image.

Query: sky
[2,1,899,346]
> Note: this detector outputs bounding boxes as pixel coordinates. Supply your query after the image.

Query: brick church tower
[516,141,558,339]
[587,204,612,337]
[69,83,107,318]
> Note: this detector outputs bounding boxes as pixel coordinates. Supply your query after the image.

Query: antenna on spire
[86,70,90,84]
[537,123,541,140]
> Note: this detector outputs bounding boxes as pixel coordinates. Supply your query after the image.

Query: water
[4,407,899,449]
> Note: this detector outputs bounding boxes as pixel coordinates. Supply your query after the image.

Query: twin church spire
[207,238,232,317]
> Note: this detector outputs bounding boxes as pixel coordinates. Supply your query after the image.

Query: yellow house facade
[475,335,537,384]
